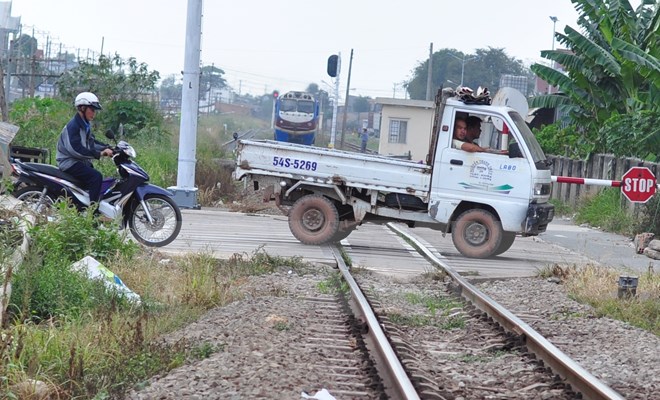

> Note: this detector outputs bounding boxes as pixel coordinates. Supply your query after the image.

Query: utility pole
[329,52,341,149]
[339,48,353,150]
[426,43,433,101]
[548,16,558,94]
[169,0,203,209]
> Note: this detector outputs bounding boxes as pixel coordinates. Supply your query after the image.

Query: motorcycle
[9,130,182,247]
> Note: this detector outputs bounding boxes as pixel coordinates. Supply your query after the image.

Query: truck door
[429,111,532,229]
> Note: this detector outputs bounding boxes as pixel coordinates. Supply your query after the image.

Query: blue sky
[10,0,592,98]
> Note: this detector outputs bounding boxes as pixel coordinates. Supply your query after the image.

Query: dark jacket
[56,113,108,171]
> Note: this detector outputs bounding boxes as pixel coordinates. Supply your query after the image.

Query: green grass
[388,312,465,329]
[316,271,349,295]
[1,205,316,398]
[385,292,465,329]
[574,188,636,235]
[549,198,574,217]
[403,292,463,316]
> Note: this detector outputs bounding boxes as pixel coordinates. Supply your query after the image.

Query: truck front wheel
[289,195,339,245]
[452,209,503,259]
[492,232,516,256]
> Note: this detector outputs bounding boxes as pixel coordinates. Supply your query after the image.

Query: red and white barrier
[552,175,660,189]
[553,168,659,203]
[552,176,622,187]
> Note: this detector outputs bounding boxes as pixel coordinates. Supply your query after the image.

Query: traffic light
[327,54,339,77]
[273,90,279,98]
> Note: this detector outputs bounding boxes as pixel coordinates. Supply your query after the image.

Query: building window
[388,120,407,143]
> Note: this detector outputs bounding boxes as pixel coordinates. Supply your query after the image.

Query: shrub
[9,202,139,322]
[8,97,71,155]
[637,194,660,236]
[533,123,592,158]
[97,99,164,138]
[599,111,660,161]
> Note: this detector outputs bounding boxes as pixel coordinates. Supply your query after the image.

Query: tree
[352,96,371,113]
[305,83,331,117]
[406,47,530,100]
[199,65,227,101]
[160,74,183,105]
[55,53,162,136]
[530,0,659,138]
[56,53,160,103]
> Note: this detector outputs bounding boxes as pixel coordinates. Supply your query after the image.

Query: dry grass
[542,263,659,335]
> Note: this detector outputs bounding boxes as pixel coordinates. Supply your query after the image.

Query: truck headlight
[534,183,551,196]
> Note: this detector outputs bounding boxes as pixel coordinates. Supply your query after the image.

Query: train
[273,91,319,145]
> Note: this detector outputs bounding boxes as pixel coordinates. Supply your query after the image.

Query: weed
[388,311,465,330]
[439,315,466,330]
[191,341,223,359]
[339,245,352,267]
[549,198,574,217]
[316,272,349,295]
[403,292,462,317]
[537,263,579,280]
[574,188,635,235]
[273,321,290,331]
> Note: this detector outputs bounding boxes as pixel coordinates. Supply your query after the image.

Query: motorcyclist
[56,92,113,206]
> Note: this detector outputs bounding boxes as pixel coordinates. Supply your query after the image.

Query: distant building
[499,75,528,96]
[0,1,20,56]
[375,98,434,161]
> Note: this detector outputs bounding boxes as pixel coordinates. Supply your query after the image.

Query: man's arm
[459,141,486,152]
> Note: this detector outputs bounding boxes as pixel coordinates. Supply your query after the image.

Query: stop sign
[621,167,657,203]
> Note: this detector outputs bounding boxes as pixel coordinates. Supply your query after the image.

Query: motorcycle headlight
[125,146,137,158]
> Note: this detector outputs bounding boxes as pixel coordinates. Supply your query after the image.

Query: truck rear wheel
[288,195,339,245]
[452,209,503,259]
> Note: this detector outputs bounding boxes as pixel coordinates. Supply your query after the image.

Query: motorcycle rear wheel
[128,194,182,247]
[12,185,56,215]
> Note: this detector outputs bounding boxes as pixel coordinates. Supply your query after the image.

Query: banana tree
[531,0,659,136]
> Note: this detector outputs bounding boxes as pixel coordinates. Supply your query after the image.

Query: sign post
[621,167,656,203]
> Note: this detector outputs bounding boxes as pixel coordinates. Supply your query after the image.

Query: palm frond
[540,50,584,73]
[565,26,622,76]
[640,2,660,48]
[572,0,607,30]
[612,37,660,87]
[531,64,593,108]
[529,94,573,109]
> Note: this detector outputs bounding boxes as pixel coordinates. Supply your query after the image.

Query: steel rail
[387,223,625,400]
[329,246,420,400]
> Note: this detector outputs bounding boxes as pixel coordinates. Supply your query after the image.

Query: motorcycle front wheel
[128,194,182,247]
[12,185,56,215]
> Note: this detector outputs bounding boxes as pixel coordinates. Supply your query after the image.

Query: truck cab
[426,92,554,257]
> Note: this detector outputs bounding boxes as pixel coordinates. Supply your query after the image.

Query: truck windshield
[509,112,547,165]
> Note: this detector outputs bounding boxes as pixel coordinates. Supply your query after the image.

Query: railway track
[328,228,626,399]
[126,209,652,398]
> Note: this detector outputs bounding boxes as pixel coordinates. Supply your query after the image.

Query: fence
[548,154,660,213]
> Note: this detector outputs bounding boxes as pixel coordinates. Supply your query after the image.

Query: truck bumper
[523,202,555,235]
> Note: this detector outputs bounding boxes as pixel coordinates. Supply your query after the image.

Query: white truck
[234,88,554,258]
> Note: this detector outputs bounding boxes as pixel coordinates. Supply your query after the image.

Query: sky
[9,0,588,99]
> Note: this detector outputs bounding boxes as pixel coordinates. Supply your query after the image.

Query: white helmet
[74,92,102,110]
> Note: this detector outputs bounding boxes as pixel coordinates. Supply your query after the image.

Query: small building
[375,97,434,162]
